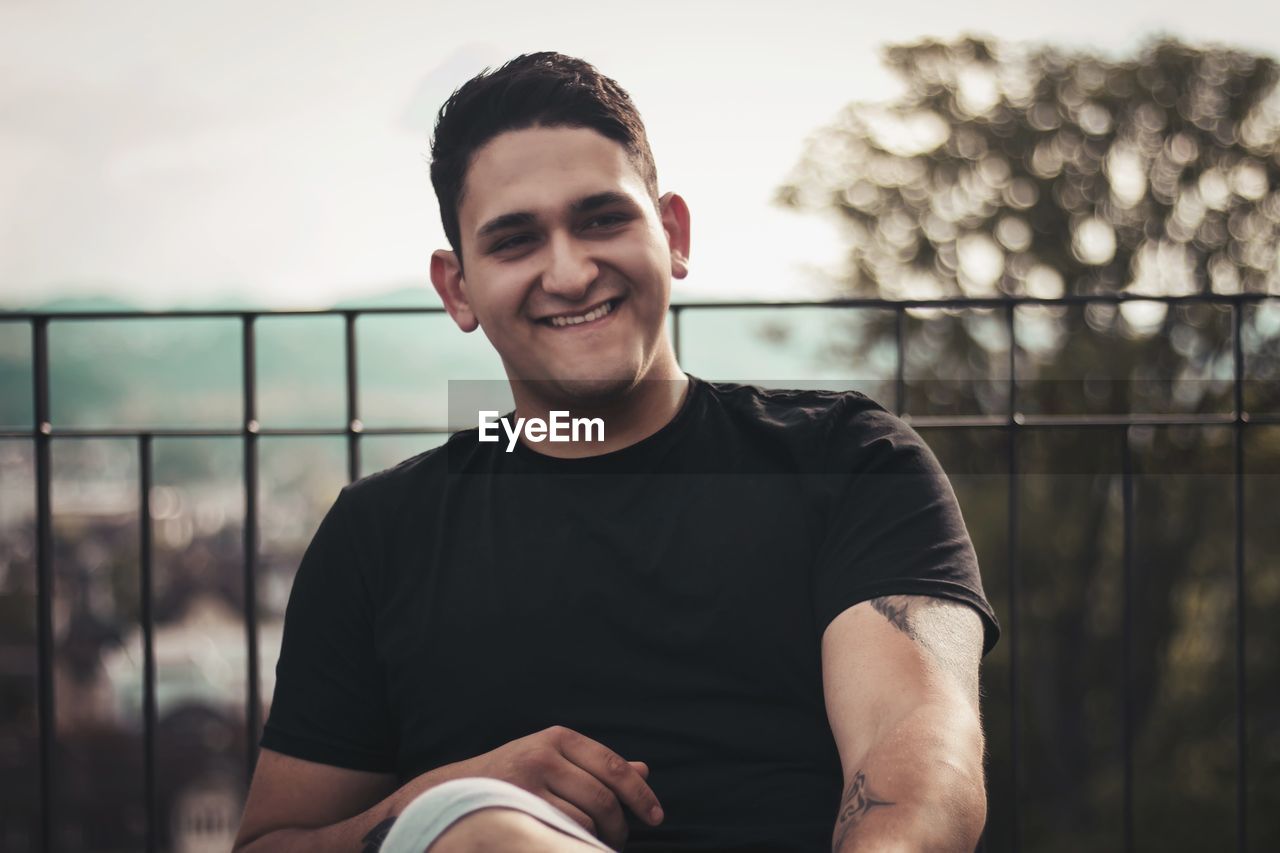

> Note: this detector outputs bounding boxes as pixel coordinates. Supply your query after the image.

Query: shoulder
[695,378,930,473]
[697,379,882,435]
[338,428,488,520]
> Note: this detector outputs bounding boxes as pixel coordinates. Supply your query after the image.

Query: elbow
[842,704,988,851]
[908,748,986,852]
[940,764,987,851]
[918,720,987,851]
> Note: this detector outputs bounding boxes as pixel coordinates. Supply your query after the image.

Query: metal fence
[1,293,1276,852]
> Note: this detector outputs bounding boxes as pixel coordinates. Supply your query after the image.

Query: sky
[2,0,1278,310]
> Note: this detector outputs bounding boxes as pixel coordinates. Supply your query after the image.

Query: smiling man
[233,53,1000,853]
[431,119,691,457]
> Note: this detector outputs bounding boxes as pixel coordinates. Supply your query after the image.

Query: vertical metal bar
[138,434,158,853]
[894,308,906,416]
[33,317,54,853]
[670,305,682,365]
[980,289,997,853]
[1005,301,1020,852]
[1121,427,1134,853]
[1007,302,1018,421]
[345,312,360,484]
[1232,298,1247,852]
[242,315,262,784]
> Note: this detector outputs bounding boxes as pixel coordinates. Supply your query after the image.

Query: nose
[540,230,598,300]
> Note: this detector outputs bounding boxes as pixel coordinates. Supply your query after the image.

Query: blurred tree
[778,36,1280,302]
[778,37,1280,852]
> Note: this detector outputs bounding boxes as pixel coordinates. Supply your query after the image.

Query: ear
[659,192,691,280]
[430,249,479,332]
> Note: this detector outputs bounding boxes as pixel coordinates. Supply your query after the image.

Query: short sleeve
[259,486,398,771]
[811,407,1001,656]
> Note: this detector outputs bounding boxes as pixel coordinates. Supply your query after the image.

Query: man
[232,52,999,852]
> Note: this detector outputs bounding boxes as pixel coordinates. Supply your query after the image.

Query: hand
[459,725,664,850]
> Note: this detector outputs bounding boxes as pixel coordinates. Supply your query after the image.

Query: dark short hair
[429,51,660,271]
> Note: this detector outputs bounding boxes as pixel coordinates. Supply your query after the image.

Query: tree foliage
[778,37,1280,302]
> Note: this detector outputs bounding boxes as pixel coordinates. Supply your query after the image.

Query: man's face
[432,125,689,406]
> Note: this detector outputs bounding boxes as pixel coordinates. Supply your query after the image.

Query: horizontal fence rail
[2,292,1275,852]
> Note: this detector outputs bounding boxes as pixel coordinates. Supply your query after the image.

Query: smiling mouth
[539,298,621,328]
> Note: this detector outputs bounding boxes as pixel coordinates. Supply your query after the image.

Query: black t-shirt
[260,375,1000,852]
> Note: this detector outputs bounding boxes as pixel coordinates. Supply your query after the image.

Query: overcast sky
[2,0,1277,310]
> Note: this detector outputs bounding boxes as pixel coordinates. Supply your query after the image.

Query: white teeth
[548,300,614,327]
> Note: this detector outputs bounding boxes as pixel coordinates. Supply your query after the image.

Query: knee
[431,807,556,852]
[387,778,604,853]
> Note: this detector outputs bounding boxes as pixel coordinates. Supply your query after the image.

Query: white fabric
[380,777,613,852]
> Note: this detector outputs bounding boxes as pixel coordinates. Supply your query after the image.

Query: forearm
[235,761,472,853]
[831,703,986,853]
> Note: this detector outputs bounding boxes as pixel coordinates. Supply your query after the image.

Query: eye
[585,213,630,229]
[492,234,535,253]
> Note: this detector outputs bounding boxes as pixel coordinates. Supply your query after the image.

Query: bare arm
[822,594,988,852]
[233,727,663,853]
[232,748,470,853]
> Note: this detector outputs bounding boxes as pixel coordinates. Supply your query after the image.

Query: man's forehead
[460,126,649,234]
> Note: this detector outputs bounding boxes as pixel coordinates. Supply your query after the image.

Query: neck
[509,361,689,459]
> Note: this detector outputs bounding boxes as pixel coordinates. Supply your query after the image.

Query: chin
[550,374,638,405]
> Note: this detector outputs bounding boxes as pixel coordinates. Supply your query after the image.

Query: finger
[558,731,663,826]
[545,760,630,851]
[541,791,598,840]
[629,760,649,779]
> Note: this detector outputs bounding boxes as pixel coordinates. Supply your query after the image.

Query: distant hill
[7,294,142,314]
[1,281,443,315]
[332,284,441,310]
[0,284,502,431]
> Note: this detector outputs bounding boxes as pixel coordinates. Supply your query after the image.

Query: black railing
[2,292,1276,852]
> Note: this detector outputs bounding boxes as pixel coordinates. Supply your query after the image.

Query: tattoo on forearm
[361,817,397,853]
[831,770,894,851]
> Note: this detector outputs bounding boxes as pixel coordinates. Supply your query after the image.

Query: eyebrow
[474,191,636,240]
